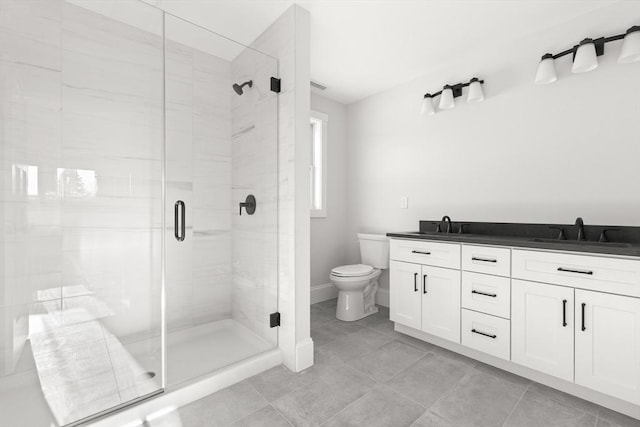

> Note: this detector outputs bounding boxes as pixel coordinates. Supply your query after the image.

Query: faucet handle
[549,226,567,240]
[599,228,620,243]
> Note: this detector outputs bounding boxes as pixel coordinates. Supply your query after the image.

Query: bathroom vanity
[387,220,640,419]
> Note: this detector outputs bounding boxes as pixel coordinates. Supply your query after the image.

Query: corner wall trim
[310,283,337,304]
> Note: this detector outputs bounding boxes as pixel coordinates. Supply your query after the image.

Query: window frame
[310,110,328,218]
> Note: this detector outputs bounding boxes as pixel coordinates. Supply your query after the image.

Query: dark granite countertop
[387,220,640,257]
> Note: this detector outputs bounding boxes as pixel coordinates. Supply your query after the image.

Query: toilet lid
[331,264,374,277]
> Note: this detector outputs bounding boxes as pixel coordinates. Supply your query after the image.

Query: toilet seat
[331,264,373,277]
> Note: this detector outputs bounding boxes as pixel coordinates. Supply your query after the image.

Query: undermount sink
[528,238,633,248]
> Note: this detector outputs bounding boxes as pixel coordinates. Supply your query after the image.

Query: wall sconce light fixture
[421,77,485,115]
[535,25,640,84]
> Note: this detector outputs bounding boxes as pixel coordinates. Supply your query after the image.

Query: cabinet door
[575,290,640,404]
[390,260,422,330]
[511,280,574,381]
[421,266,461,343]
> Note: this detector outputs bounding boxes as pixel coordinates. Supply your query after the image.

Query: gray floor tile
[393,333,438,353]
[311,305,335,326]
[230,405,292,427]
[529,382,600,416]
[504,390,596,427]
[473,362,531,388]
[430,370,525,427]
[313,345,345,368]
[321,327,393,363]
[272,364,375,426]
[311,319,364,348]
[431,346,479,367]
[411,411,454,427]
[323,385,425,427]
[314,299,337,312]
[178,380,269,427]
[249,365,313,403]
[347,340,426,382]
[597,407,640,427]
[385,352,472,408]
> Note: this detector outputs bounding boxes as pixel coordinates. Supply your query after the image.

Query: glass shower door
[164,15,279,387]
[0,1,164,425]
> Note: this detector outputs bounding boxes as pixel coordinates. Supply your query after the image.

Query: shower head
[232,80,253,95]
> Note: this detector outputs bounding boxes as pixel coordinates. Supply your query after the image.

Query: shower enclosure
[0,1,279,425]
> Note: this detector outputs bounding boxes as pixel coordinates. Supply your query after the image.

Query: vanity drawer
[461,309,510,361]
[462,245,511,277]
[390,239,460,269]
[513,249,640,297]
[462,272,511,319]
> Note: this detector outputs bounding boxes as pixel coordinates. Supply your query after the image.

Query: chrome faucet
[575,217,586,241]
[442,216,453,233]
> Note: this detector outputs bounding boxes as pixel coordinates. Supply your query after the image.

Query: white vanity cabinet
[390,237,640,413]
[575,289,640,404]
[389,240,461,343]
[511,279,575,382]
[389,260,422,330]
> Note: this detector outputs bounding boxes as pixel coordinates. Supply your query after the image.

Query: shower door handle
[175,200,185,242]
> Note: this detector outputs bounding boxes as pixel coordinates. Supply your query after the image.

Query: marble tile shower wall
[230,48,278,345]
[165,35,233,332]
[0,0,63,376]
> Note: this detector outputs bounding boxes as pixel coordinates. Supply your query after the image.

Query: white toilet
[330,234,389,321]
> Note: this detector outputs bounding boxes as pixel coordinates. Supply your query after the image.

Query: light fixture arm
[423,77,484,99]
[542,26,639,61]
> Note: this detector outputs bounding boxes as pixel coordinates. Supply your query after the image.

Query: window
[310,110,328,217]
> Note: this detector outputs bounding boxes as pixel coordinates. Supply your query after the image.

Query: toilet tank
[358,233,390,269]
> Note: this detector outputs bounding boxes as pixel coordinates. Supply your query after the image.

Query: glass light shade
[467,80,484,103]
[572,41,598,73]
[619,28,640,64]
[420,96,435,115]
[438,87,455,110]
[535,56,557,84]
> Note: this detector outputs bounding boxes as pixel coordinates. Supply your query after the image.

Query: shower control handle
[240,195,256,216]
[175,200,185,242]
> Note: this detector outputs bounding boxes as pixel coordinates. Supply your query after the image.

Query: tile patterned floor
[158,300,640,427]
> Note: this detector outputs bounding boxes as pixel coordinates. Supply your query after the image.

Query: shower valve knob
[239,195,256,216]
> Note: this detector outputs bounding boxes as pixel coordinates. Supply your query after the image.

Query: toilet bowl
[329,234,389,321]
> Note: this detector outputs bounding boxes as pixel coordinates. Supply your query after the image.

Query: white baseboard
[376,288,389,307]
[310,283,337,304]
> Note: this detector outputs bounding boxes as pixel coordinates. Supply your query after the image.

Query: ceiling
[143,0,620,104]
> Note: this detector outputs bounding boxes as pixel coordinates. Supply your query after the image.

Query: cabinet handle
[174,200,186,242]
[471,329,497,339]
[414,272,418,292]
[471,257,497,263]
[581,303,586,331]
[412,250,431,255]
[562,299,567,327]
[557,267,593,275]
[423,274,428,294]
[471,290,497,298]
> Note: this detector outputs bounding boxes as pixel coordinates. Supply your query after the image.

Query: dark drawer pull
[471,257,497,263]
[562,299,567,327]
[414,272,418,292]
[557,267,593,275]
[581,303,586,331]
[471,329,497,339]
[471,290,497,298]
[423,274,428,294]
[412,250,431,255]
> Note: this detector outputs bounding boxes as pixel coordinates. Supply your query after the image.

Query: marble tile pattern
[147,300,640,427]
[229,45,279,346]
[164,20,234,336]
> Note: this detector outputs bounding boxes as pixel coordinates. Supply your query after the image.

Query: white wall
[345,2,640,295]
[251,5,312,372]
[310,94,349,295]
